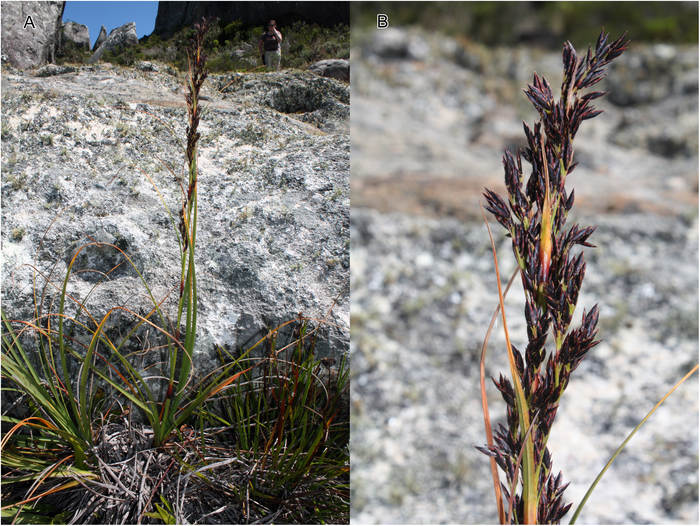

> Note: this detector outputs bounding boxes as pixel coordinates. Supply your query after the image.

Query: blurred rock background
[349,2,698,524]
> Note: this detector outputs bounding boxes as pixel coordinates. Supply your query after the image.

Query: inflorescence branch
[477,29,628,524]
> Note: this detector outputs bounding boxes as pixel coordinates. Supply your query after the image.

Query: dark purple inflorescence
[477,30,628,524]
[179,17,211,255]
[185,18,209,172]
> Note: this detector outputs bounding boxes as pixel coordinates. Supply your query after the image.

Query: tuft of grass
[329,187,344,201]
[191,316,349,523]
[10,227,26,241]
[5,171,28,191]
[1,122,12,141]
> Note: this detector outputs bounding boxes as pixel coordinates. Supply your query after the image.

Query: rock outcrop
[309,59,349,82]
[61,20,89,51]
[92,24,107,52]
[1,63,349,406]
[1,1,65,70]
[153,1,350,37]
[89,22,138,64]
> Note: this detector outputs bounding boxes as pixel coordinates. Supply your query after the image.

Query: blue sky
[62,1,158,48]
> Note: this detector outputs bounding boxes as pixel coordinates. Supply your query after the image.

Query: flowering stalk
[478,30,628,524]
[165,17,210,433]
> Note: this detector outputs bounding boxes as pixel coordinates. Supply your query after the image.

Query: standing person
[258,20,282,70]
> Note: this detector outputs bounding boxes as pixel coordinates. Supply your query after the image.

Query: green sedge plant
[477,29,698,524]
[2,16,215,464]
[2,17,349,523]
[0,17,225,515]
[187,314,349,523]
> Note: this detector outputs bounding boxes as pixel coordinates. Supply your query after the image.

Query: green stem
[167,70,200,437]
[482,204,538,524]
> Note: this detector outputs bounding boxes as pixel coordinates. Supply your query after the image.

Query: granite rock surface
[1,63,349,407]
[89,22,139,64]
[92,25,107,52]
[61,20,90,51]
[309,58,350,82]
[1,1,66,70]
